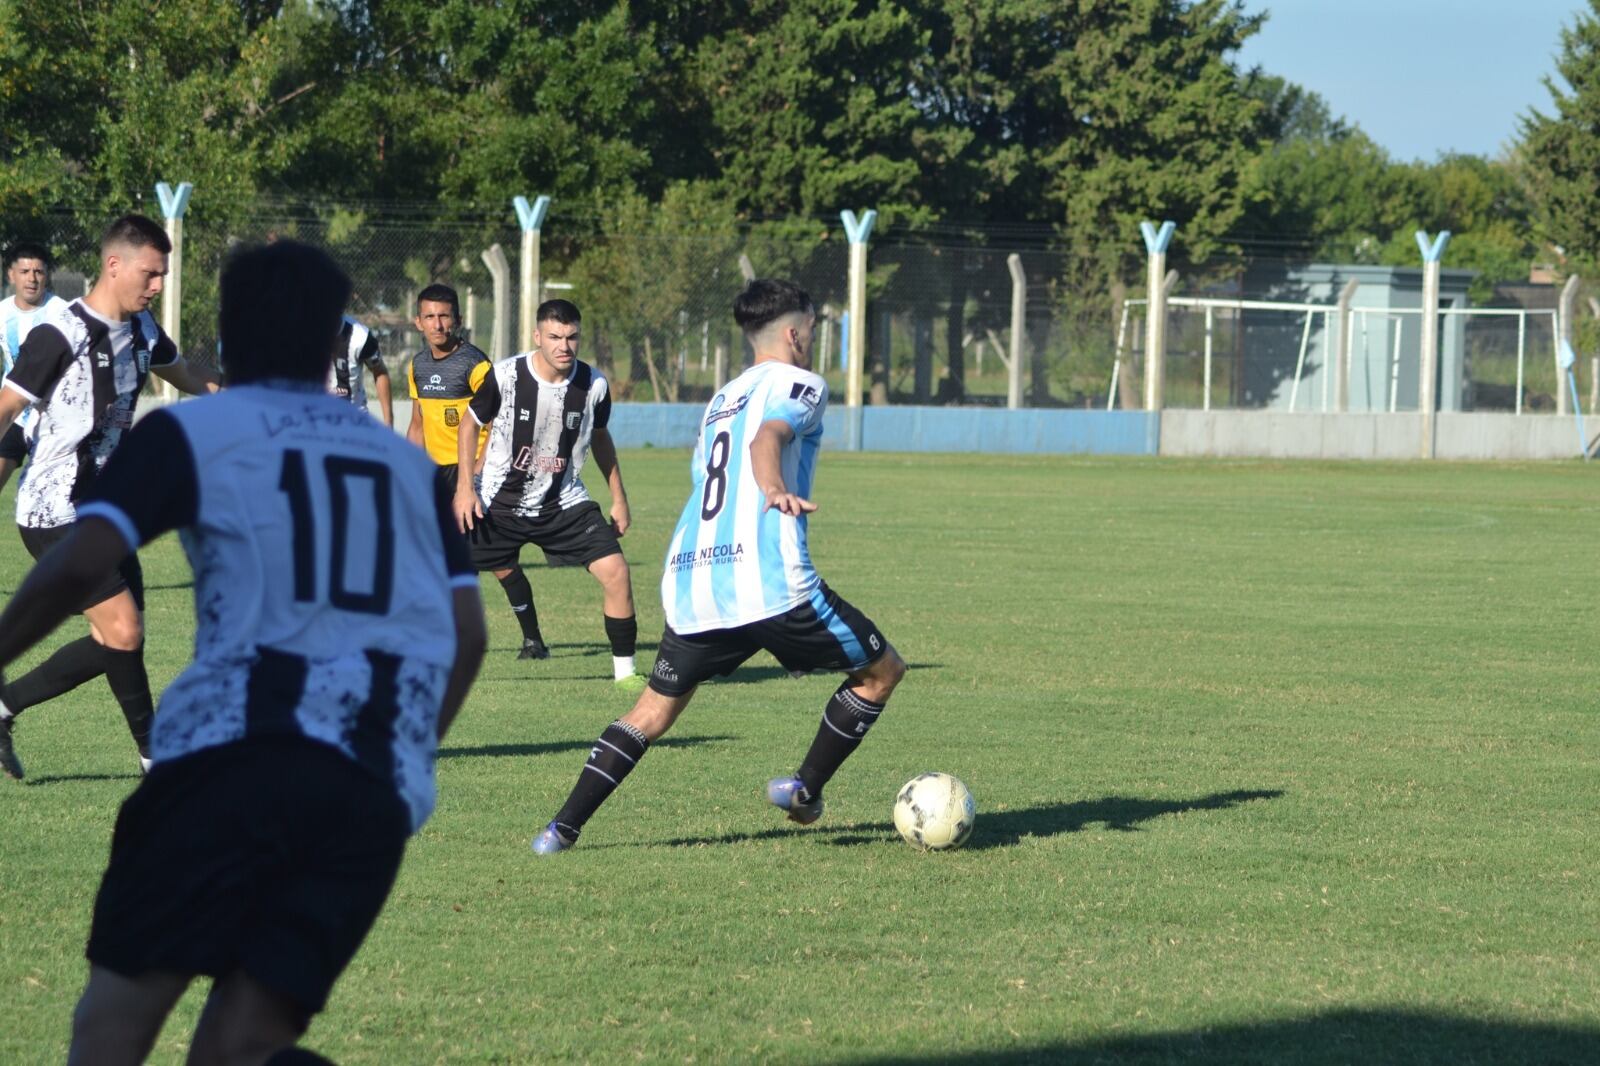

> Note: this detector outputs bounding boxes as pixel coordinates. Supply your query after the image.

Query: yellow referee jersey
[408,342,490,465]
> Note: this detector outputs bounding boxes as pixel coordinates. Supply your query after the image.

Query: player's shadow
[722,661,944,684]
[141,580,195,592]
[841,1009,1600,1065]
[437,734,735,760]
[23,772,140,787]
[656,789,1282,849]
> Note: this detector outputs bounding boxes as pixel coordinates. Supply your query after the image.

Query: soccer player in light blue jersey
[0,240,66,494]
[531,279,907,853]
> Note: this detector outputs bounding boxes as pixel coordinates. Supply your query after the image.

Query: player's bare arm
[151,358,221,395]
[0,518,127,675]
[372,366,394,427]
[0,384,31,444]
[406,398,424,449]
[590,427,631,536]
[751,419,817,516]
[453,413,483,531]
[438,586,487,740]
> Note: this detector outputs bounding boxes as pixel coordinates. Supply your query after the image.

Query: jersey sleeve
[468,366,501,425]
[75,408,199,549]
[145,314,180,368]
[430,466,476,584]
[406,361,419,399]
[3,324,75,404]
[592,375,611,430]
[358,331,384,373]
[762,374,827,436]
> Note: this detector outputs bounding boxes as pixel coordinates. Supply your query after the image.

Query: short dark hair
[536,298,581,326]
[416,283,460,318]
[734,279,814,336]
[101,214,172,256]
[3,241,51,271]
[220,241,351,386]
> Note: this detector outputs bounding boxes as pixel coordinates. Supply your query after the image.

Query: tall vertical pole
[1203,304,1214,411]
[481,243,511,361]
[1558,274,1580,417]
[1335,279,1359,412]
[154,182,193,399]
[513,195,551,354]
[1006,253,1026,409]
[842,209,877,414]
[1415,230,1451,459]
[1140,221,1176,411]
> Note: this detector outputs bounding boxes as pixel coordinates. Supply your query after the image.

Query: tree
[1521,0,1600,270]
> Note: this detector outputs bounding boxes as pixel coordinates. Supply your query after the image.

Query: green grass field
[3,451,1600,1063]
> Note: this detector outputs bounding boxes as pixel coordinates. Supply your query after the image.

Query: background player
[453,300,644,686]
[530,280,906,853]
[0,240,67,493]
[0,215,219,780]
[406,284,488,494]
[329,313,393,426]
[0,240,486,1065]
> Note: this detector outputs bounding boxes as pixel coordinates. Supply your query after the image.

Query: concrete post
[1587,296,1600,414]
[841,209,877,413]
[1415,230,1451,459]
[1335,279,1359,413]
[481,243,511,361]
[1140,221,1176,411]
[1006,253,1026,409]
[154,181,193,398]
[513,195,551,353]
[1558,274,1580,417]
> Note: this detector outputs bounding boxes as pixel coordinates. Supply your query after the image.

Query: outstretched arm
[152,359,221,395]
[750,419,816,517]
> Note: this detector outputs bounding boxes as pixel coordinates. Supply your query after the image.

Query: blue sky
[1236,1,1587,161]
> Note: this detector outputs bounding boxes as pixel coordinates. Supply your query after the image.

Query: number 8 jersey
[662,361,827,635]
[76,383,476,830]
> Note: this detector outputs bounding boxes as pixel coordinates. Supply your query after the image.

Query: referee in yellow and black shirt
[406,283,489,493]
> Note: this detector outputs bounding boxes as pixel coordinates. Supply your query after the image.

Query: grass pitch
[2,451,1599,1063]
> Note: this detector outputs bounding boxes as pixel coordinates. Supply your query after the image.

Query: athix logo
[428,373,443,389]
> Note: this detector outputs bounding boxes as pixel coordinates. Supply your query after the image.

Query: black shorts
[86,737,411,1018]
[468,500,622,571]
[435,462,462,499]
[19,522,144,612]
[0,424,26,465]
[647,584,888,697]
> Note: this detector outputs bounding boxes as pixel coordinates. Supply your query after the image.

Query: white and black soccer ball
[893,772,975,851]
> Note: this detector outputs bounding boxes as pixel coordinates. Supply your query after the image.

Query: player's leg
[766,587,906,825]
[532,624,752,853]
[187,971,308,1066]
[472,511,547,659]
[0,457,16,495]
[66,966,190,1066]
[587,553,642,690]
[84,563,155,771]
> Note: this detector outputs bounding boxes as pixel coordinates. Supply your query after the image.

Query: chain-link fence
[8,202,1595,413]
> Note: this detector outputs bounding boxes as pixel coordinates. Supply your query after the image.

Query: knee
[593,556,631,589]
[94,615,144,652]
[859,646,906,701]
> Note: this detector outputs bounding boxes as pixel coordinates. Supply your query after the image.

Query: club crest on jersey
[444,407,460,427]
[518,408,530,422]
[705,395,749,426]
[565,411,582,431]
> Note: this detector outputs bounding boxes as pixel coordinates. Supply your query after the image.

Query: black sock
[102,645,155,758]
[2,636,107,717]
[498,570,542,642]
[551,720,650,838]
[603,614,637,658]
[797,684,886,798]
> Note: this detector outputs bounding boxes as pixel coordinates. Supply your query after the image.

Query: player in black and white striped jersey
[0,241,486,1064]
[452,299,645,689]
[327,314,393,426]
[0,215,220,779]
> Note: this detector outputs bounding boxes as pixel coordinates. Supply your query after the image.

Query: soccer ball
[893,772,975,851]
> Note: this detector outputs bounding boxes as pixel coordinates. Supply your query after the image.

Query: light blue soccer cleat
[530,821,577,855]
[766,776,824,826]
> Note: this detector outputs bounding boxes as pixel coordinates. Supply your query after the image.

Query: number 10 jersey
[661,361,828,635]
